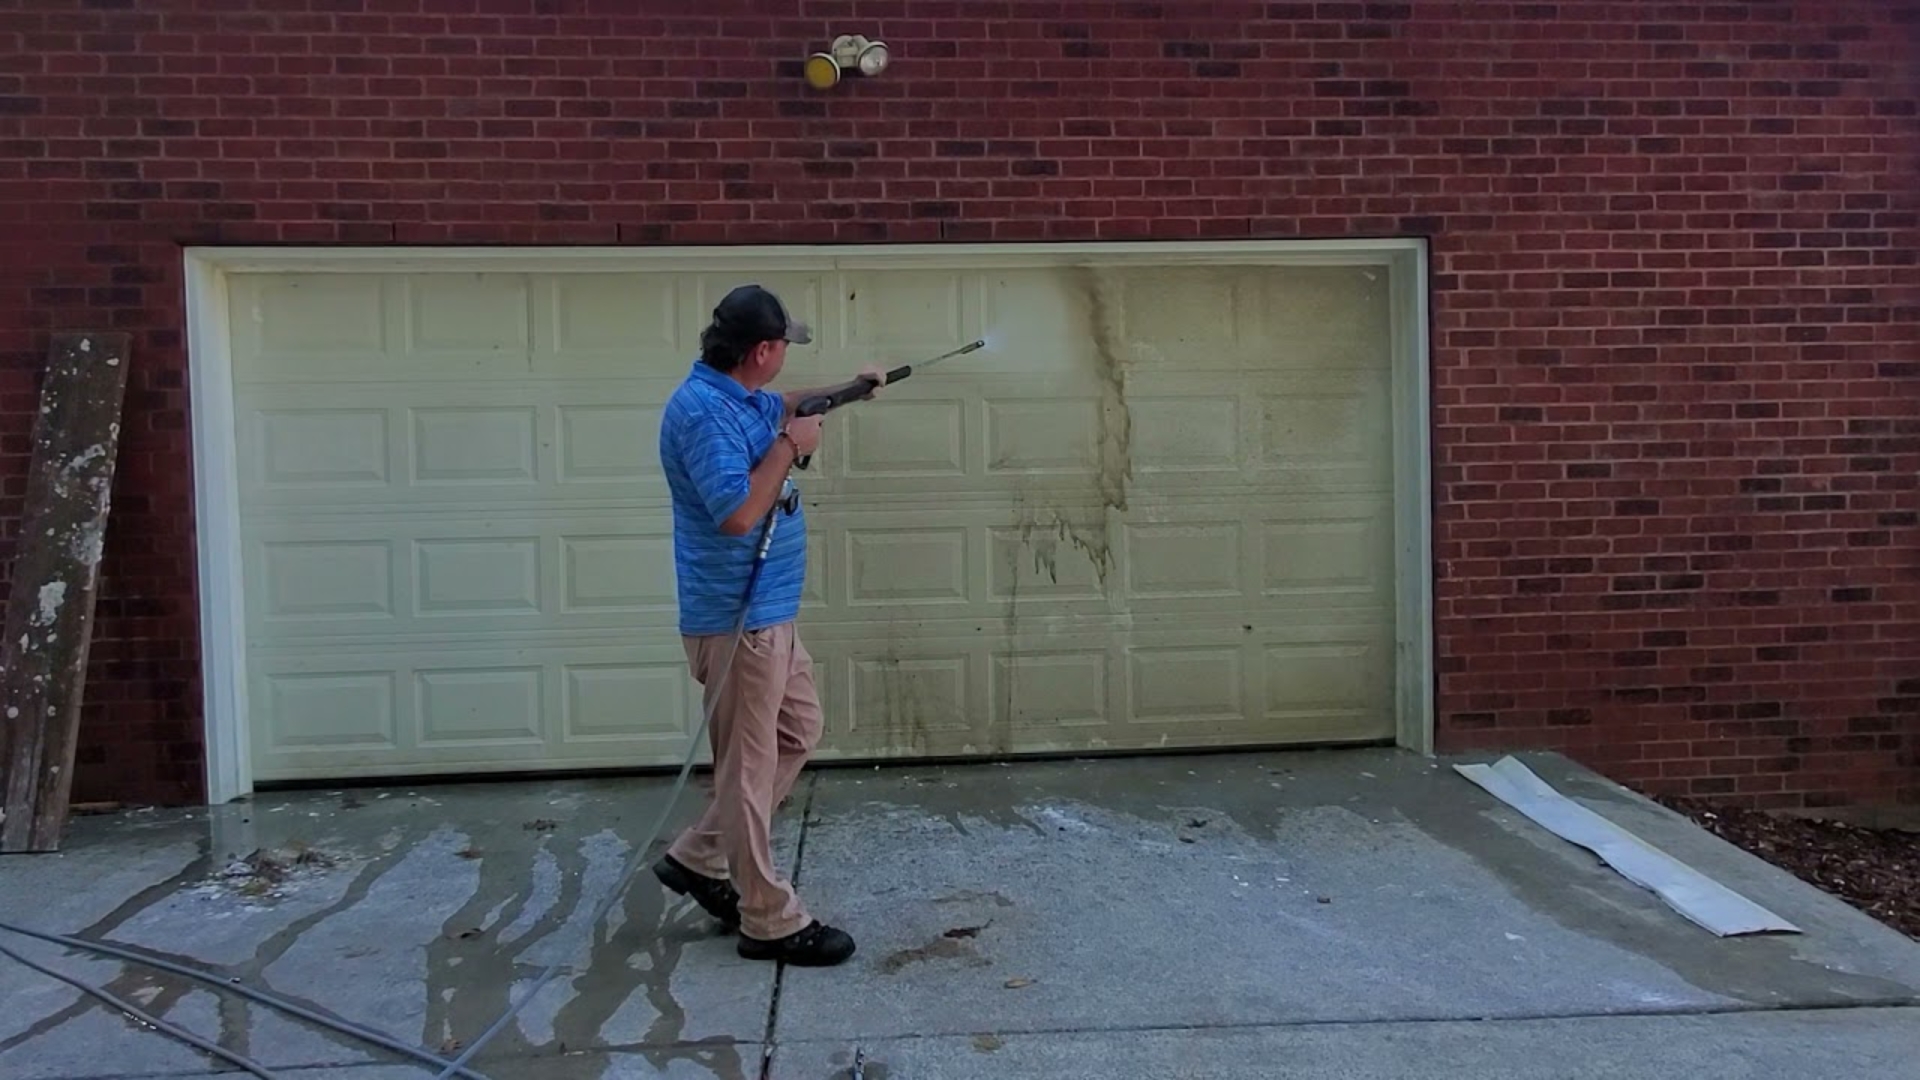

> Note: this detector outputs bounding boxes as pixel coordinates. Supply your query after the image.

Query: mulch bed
[1657,796,1919,941]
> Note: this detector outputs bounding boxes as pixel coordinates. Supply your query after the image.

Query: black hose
[0,918,489,1079]
[0,938,282,1080]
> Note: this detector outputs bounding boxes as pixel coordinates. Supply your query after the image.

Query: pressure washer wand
[795,338,985,419]
[790,339,985,470]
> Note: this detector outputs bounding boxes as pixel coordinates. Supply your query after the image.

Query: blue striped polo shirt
[658,360,808,636]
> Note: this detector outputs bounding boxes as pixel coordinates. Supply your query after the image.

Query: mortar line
[758,770,822,1080]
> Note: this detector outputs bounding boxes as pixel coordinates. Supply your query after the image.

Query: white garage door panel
[790,494,1392,615]
[794,623,1395,760]
[235,385,671,507]
[250,643,697,774]
[229,260,1401,782]
[242,515,679,640]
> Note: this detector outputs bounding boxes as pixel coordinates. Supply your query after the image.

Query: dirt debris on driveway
[192,842,340,902]
[1659,796,1919,940]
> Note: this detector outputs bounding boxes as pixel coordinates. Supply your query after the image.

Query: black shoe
[652,855,740,928]
[737,920,857,967]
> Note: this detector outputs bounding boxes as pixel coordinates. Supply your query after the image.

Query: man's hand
[782,367,890,419]
[786,415,823,456]
[717,418,825,537]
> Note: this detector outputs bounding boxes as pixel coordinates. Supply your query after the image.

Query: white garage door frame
[183,239,1433,805]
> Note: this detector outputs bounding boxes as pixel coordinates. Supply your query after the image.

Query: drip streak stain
[1082,265,1135,519]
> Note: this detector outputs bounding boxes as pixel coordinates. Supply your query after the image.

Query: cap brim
[784,320,812,345]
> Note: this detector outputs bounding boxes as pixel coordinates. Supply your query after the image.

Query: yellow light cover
[804,53,839,90]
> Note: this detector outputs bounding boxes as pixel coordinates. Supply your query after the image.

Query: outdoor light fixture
[804,34,890,90]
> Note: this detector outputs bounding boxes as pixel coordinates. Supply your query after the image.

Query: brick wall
[0,1,1914,809]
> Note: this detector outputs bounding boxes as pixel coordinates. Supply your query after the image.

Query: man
[650,283,878,967]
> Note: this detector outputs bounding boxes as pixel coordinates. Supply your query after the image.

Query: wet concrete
[0,774,795,1079]
[1,748,1916,1079]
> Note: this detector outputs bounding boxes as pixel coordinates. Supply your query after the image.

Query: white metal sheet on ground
[227,259,1403,781]
[1455,757,1801,937]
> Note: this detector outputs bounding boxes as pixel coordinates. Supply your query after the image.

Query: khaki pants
[667,621,824,941]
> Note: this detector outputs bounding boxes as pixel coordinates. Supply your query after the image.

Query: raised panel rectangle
[1265,642,1386,716]
[1117,266,1242,349]
[804,538,827,605]
[1264,518,1386,596]
[845,400,964,476]
[988,523,1108,599]
[416,539,540,614]
[405,273,529,359]
[563,664,687,739]
[262,541,392,619]
[844,271,968,350]
[1252,265,1391,368]
[417,667,543,744]
[256,410,388,486]
[1129,396,1239,471]
[992,652,1107,728]
[264,673,396,749]
[412,407,537,483]
[249,275,387,357]
[985,399,1099,473]
[1126,522,1241,598]
[558,405,658,481]
[1129,647,1242,721]
[974,272,1103,376]
[1261,392,1380,465]
[846,528,968,604]
[549,274,678,354]
[562,536,674,611]
[849,656,971,740]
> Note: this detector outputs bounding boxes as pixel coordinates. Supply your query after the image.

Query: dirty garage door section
[227,257,1398,782]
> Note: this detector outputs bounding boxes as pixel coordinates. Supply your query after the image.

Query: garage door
[228,256,1398,782]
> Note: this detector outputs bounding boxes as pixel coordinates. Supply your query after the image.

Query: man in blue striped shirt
[651,283,878,968]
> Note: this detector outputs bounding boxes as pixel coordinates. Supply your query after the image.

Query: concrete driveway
[2,748,1916,1079]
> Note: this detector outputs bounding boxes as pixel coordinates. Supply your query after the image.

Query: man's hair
[699,323,753,373]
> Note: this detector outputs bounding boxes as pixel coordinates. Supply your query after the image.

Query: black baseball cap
[710,284,812,347]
